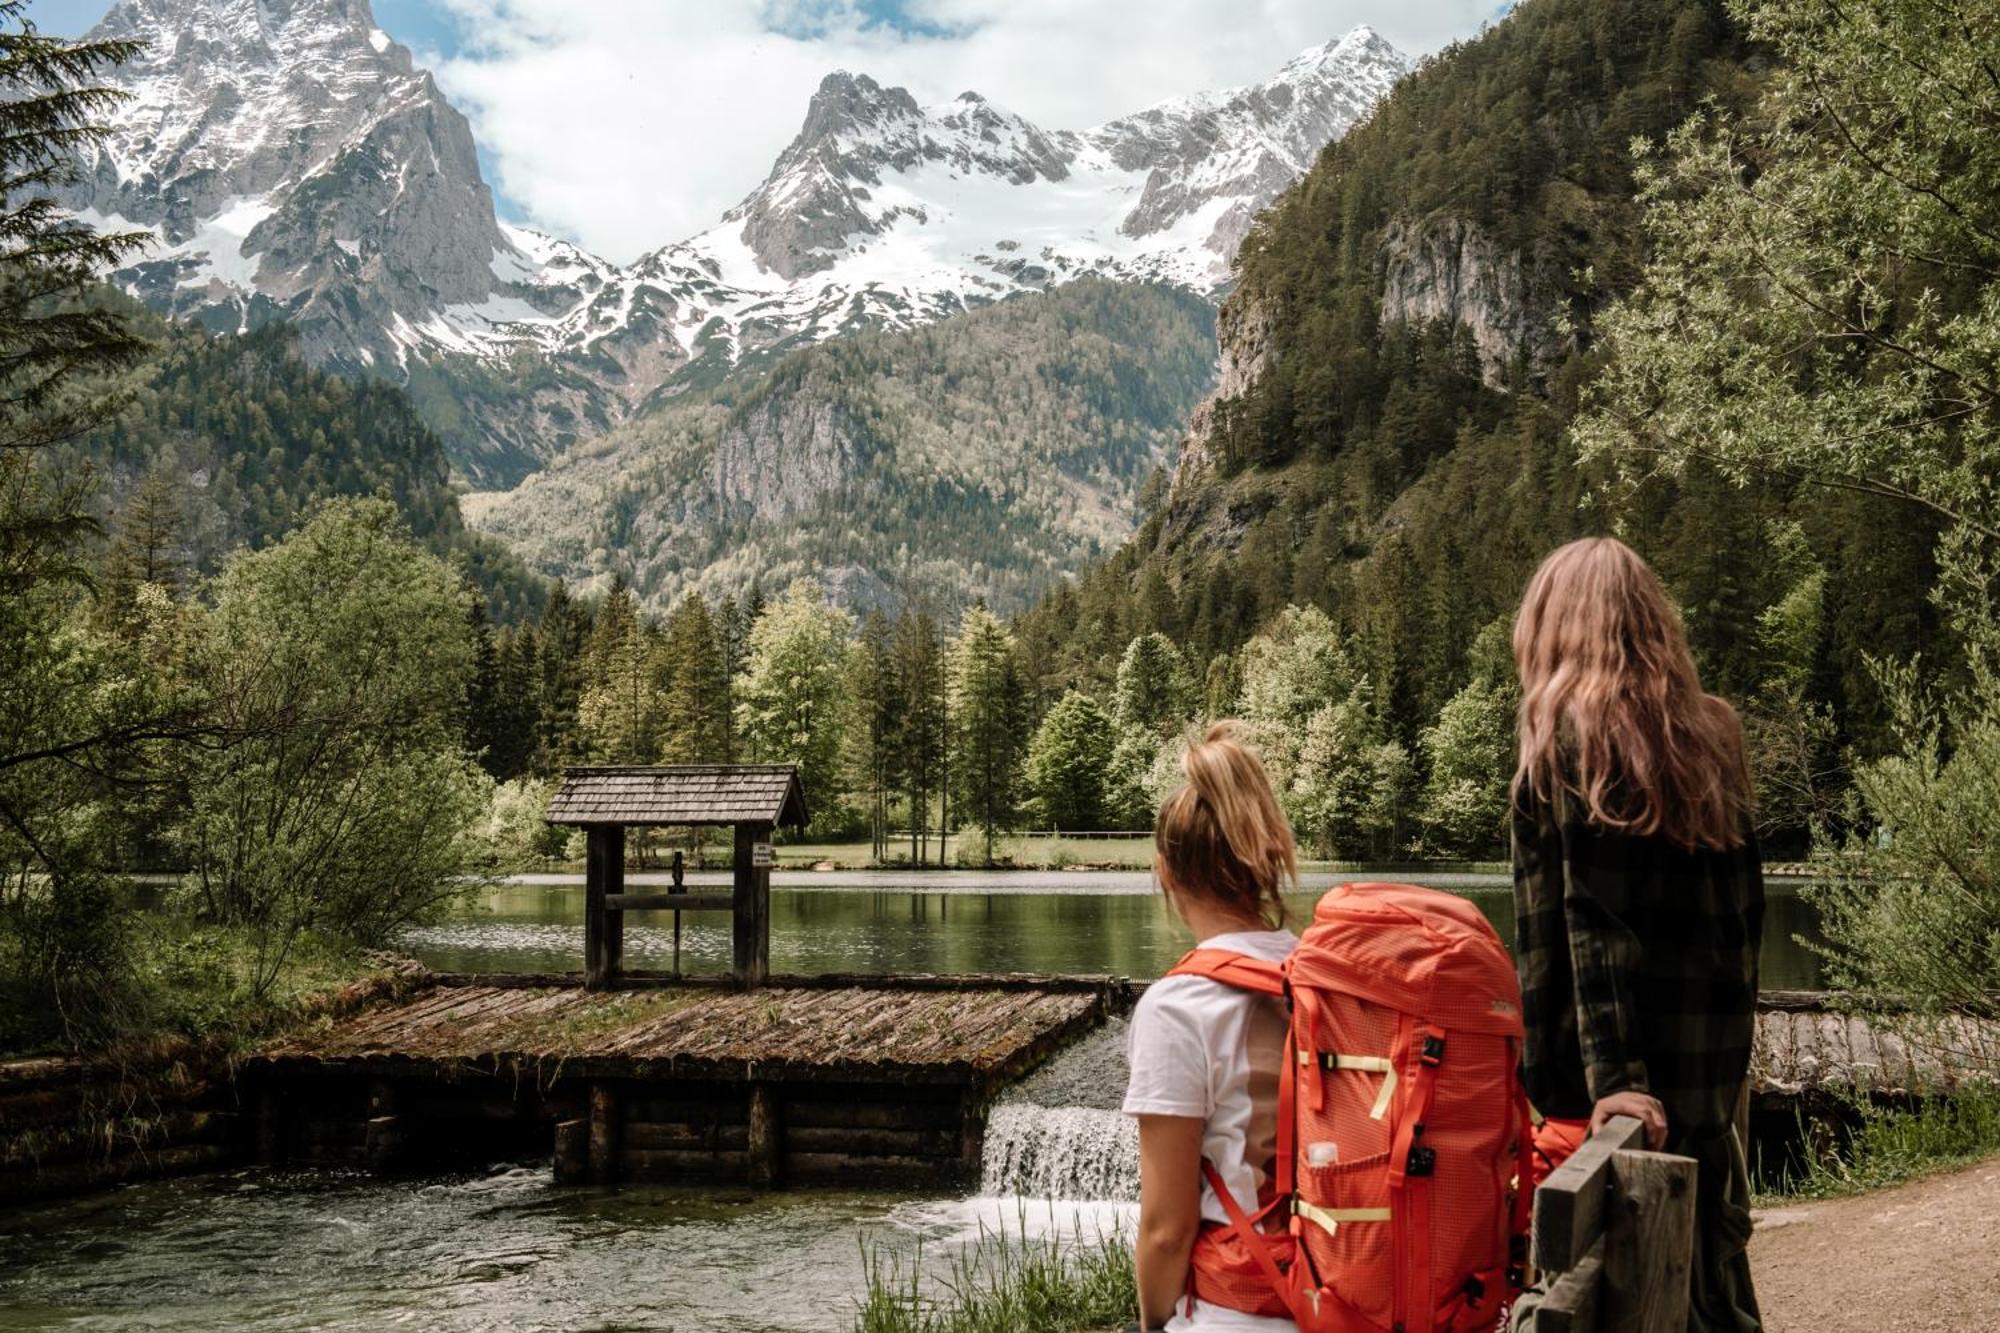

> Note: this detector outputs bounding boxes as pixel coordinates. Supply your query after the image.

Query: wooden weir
[242,973,1126,1190]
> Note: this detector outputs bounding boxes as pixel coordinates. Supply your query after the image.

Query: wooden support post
[365,1115,404,1174]
[958,1088,986,1187]
[588,1081,621,1184]
[585,825,626,989]
[553,1118,589,1184]
[748,1083,781,1189]
[1601,1149,1698,1333]
[733,821,771,987]
[254,1083,283,1167]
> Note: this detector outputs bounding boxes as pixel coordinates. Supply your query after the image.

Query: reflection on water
[404,876,1826,990]
[0,1165,1123,1333]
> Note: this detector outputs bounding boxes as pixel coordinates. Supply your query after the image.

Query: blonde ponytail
[1154,721,1298,927]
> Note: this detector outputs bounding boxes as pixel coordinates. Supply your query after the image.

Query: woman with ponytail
[1510,538,1763,1332]
[1124,723,1300,1333]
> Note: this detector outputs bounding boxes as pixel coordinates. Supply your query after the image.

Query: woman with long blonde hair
[1125,722,1299,1333]
[1510,537,1762,1332]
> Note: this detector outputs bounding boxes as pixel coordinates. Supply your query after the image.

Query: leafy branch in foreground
[1576,0,2000,1046]
[0,1,151,454]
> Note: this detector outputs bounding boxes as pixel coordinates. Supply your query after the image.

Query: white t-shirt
[1124,929,1299,1333]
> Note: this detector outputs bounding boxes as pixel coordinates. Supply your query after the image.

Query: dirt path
[1753,1157,2000,1331]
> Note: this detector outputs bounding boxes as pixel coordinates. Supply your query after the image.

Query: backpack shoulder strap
[1166,948,1286,996]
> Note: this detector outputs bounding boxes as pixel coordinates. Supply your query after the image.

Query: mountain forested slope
[66,302,545,620]
[474,279,1217,614]
[1013,0,1949,850]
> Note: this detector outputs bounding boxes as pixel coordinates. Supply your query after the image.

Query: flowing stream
[0,872,1822,1328]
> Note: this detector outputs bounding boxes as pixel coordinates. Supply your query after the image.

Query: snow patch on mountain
[70,0,1404,379]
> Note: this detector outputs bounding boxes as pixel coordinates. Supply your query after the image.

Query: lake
[400,868,1827,990]
[0,870,1824,1330]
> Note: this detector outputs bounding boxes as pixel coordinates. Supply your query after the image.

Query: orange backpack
[1166,882,1534,1333]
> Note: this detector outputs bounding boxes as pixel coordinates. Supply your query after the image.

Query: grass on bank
[854,1216,1136,1333]
[1760,1084,2000,1202]
[0,902,411,1061]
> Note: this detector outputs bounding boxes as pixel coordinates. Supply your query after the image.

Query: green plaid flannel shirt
[1510,792,1764,1135]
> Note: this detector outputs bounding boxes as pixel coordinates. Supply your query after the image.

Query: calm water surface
[403,870,1826,990]
[0,871,1822,1330]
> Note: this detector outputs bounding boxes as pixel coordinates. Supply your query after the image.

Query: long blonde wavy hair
[1154,722,1298,927]
[1512,538,1750,851]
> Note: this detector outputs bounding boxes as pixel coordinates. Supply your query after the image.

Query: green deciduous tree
[735,578,852,829]
[1026,690,1117,831]
[182,499,490,996]
[1577,0,2000,1038]
[1416,677,1516,857]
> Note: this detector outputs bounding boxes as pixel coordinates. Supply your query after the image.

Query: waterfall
[979,1104,1139,1200]
[977,1018,1140,1200]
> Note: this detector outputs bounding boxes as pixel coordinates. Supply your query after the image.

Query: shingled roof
[545,765,808,829]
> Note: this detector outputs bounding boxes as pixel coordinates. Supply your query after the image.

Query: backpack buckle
[1420,1035,1446,1065]
[1405,1145,1436,1177]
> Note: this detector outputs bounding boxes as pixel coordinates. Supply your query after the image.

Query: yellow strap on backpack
[1300,1051,1399,1120]
[1293,1198,1393,1236]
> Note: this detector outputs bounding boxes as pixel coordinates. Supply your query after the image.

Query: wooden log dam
[242,973,1122,1190]
[8,977,1993,1201]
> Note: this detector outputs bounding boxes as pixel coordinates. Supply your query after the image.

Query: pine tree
[578,582,659,763]
[0,5,151,458]
[1112,632,1191,737]
[98,471,183,629]
[487,626,540,780]
[893,609,948,866]
[949,606,1025,863]
[849,609,900,861]
[658,590,729,763]
[464,592,501,769]
[534,582,588,774]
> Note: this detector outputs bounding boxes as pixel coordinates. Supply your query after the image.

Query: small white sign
[752,843,776,869]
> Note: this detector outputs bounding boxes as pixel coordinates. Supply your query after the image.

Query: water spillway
[977,1018,1139,1201]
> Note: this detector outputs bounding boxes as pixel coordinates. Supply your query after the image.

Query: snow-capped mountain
[62,0,514,370]
[502,27,1409,365]
[66,0,1406,480]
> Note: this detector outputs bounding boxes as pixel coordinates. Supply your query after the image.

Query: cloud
[422,0,1494,263]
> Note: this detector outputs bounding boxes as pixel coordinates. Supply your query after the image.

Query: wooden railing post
[1528,1115,1700,1333]
[1601,1150,1698,1332]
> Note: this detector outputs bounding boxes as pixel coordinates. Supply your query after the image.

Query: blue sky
[32,0,1500,261]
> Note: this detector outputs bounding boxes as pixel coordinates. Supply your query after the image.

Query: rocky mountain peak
[69,0,508,372]
[72,10,1409,485]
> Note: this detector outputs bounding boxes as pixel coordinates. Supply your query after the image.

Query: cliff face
[1167,210,1552,504]
[1379,216,1558,388]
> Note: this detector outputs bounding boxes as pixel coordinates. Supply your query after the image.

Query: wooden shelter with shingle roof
[546,765,808,989]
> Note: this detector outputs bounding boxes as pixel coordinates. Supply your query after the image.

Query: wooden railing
[1527,1114,1698,1333]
